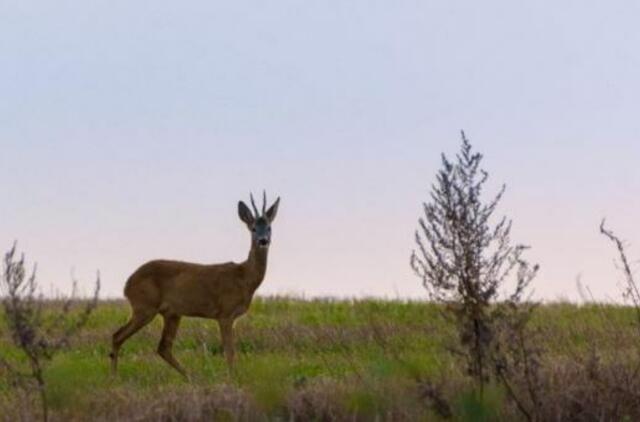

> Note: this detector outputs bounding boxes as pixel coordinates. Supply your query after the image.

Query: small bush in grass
[411,132,541,419]
[0,243,100,421]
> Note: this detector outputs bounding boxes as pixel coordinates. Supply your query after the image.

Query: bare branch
[600,219,640,331]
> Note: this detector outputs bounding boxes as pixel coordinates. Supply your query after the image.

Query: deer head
[238,191,280,249]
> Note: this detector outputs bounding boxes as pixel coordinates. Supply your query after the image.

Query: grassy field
[1,297,639,421]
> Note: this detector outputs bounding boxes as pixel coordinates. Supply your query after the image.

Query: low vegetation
[0,298,639,420]
[1,244,100,421]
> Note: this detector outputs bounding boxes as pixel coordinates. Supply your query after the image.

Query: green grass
[0,297,638,420]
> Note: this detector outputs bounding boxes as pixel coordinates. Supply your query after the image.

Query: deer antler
[262,190,267,216]
[250,193,259,217]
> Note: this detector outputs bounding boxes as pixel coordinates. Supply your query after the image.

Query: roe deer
[109,192,280,377]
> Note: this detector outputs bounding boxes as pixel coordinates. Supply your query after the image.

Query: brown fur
[110,197,277,378]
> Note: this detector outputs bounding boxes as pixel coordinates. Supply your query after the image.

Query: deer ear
[265,197,280,223]
[238,201,255,226]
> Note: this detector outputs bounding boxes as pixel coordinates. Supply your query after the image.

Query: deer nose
[259,239,269,246]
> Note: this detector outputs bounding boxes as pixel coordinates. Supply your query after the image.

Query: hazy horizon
[2,1,639,302]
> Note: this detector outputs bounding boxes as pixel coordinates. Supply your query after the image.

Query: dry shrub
[530,355,640,421]
[411,132,540,419]
[287,378,349,421]
[495,220,640,421]
[83,385,258,422]
[0,244,99,422]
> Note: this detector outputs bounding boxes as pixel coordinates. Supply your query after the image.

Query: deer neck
[244,243,269,291]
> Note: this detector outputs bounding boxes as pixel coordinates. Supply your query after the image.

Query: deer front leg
[218,318,235,369]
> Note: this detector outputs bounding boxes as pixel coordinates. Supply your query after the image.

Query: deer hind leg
[218,318,236,369]
[157,314,188,378]
[110,309,156,375]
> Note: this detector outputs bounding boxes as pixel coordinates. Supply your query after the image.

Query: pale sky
[1,1,639,301]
